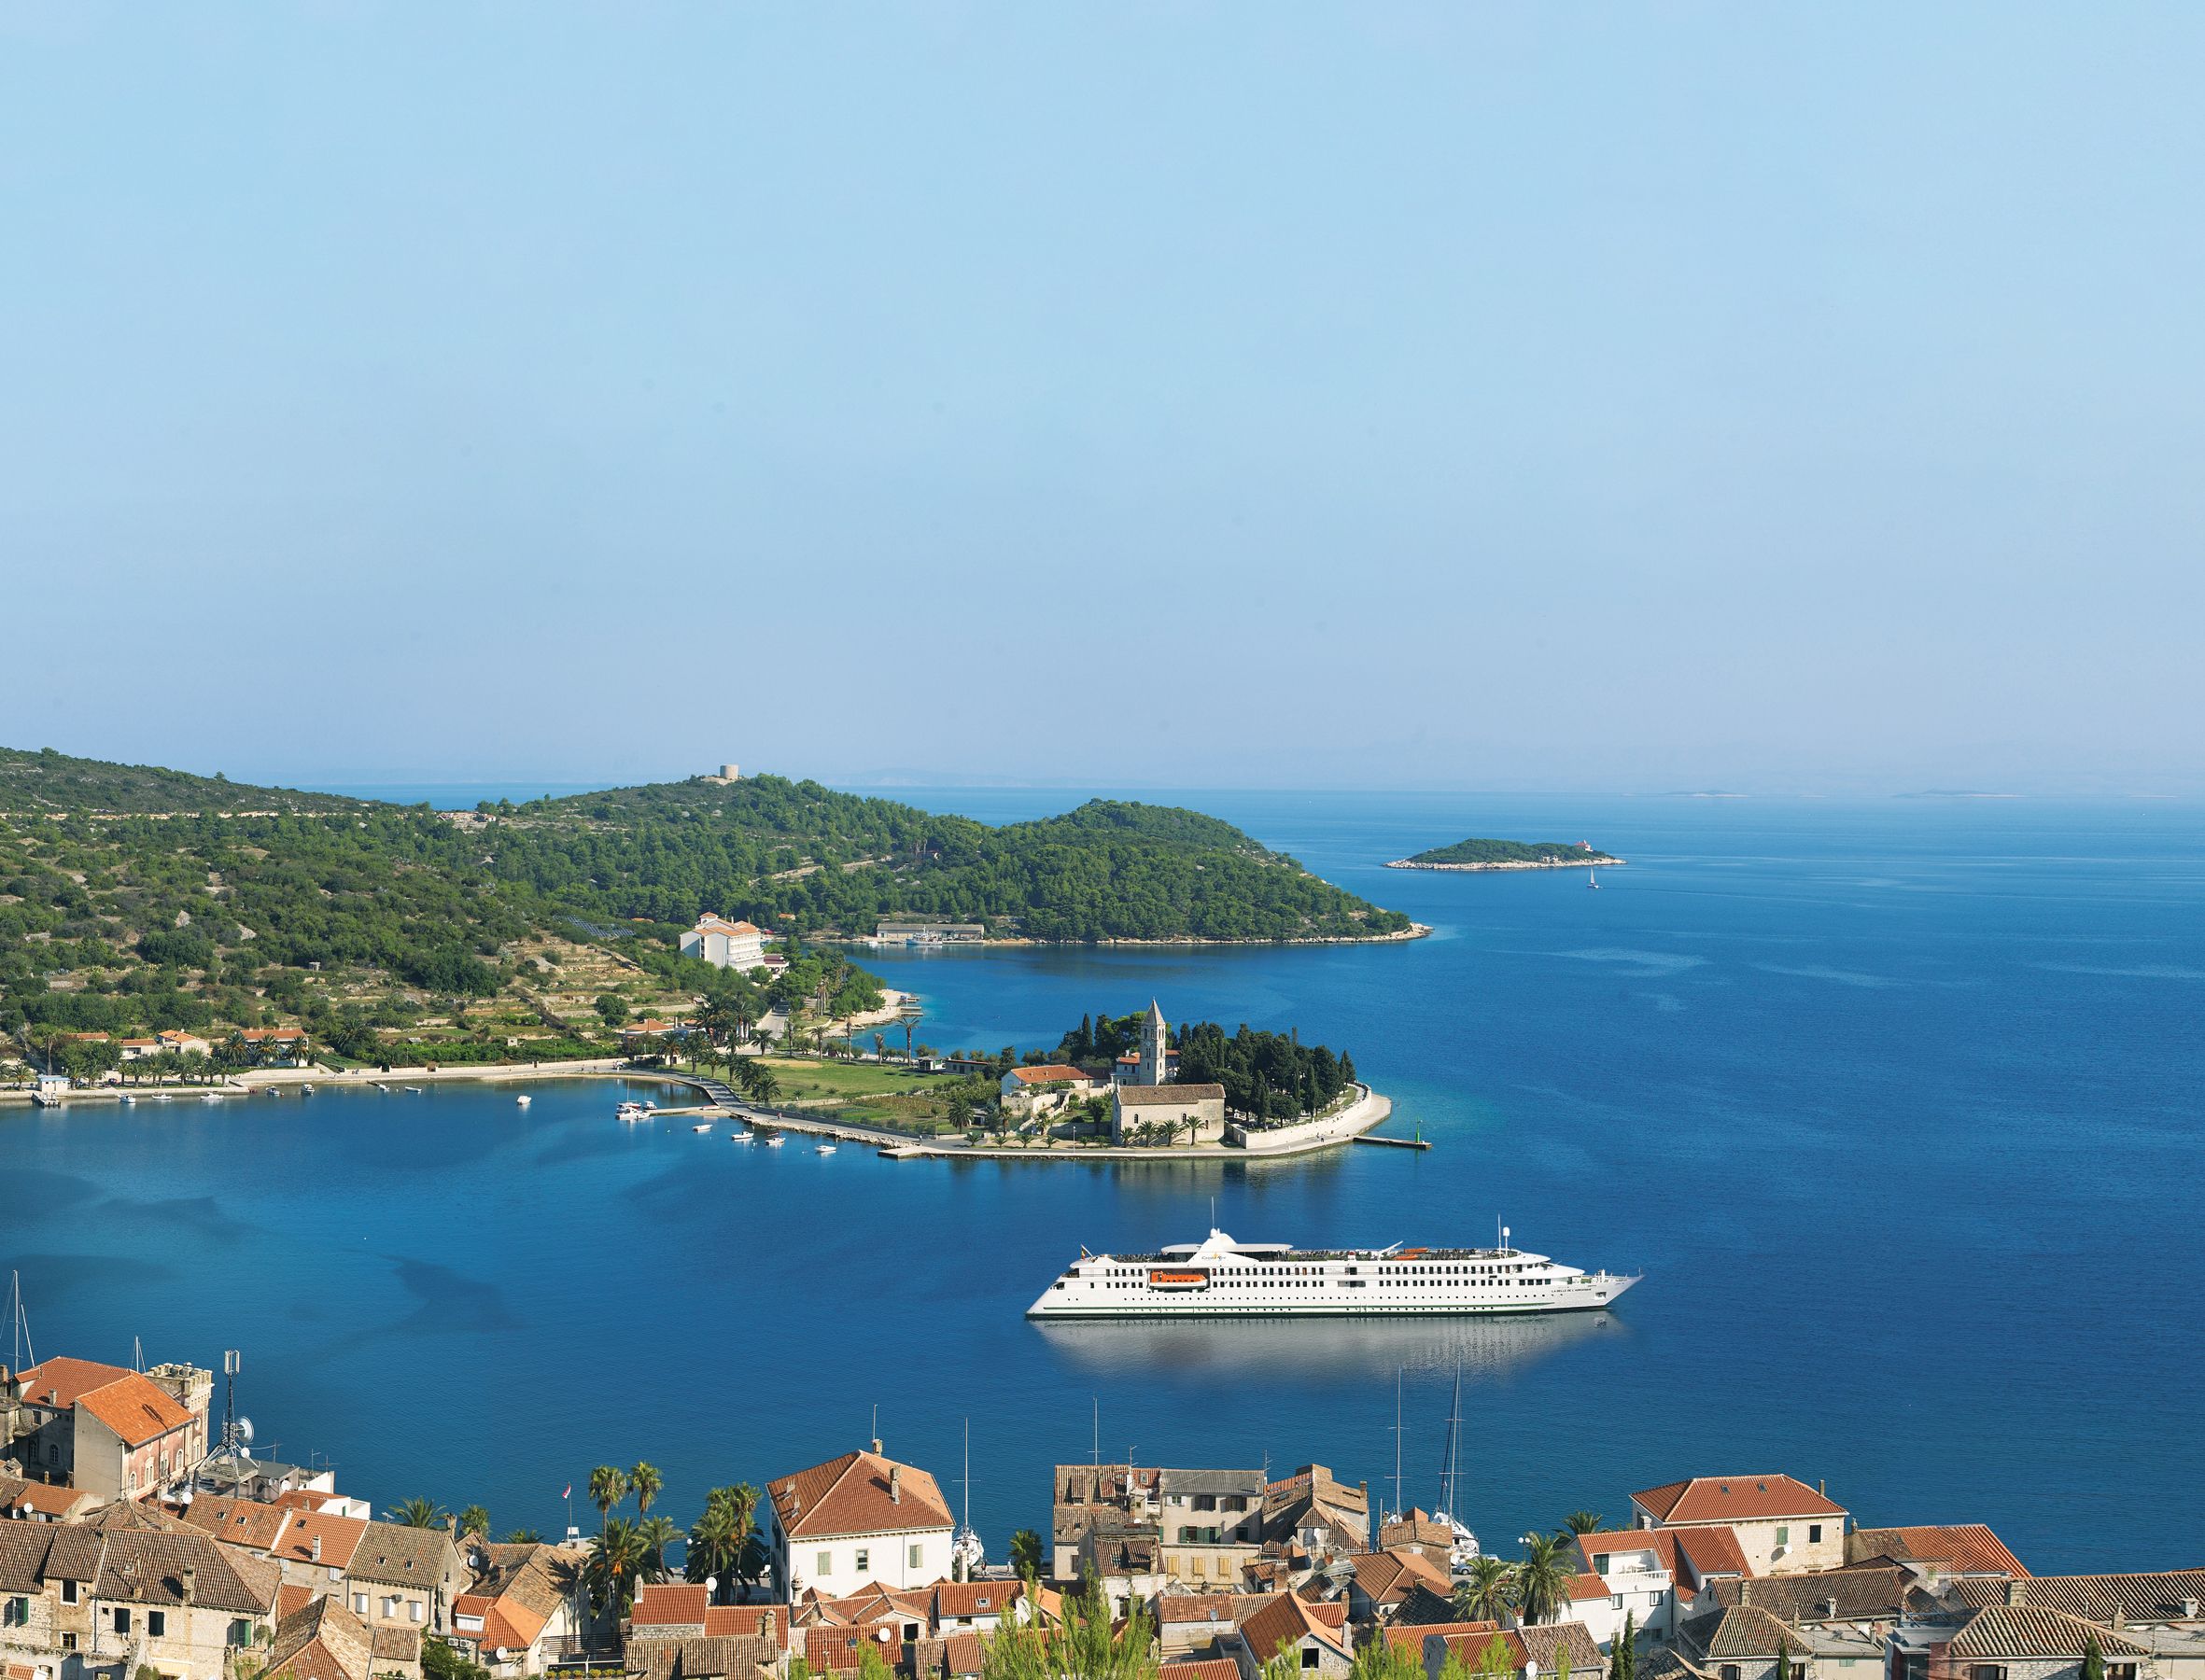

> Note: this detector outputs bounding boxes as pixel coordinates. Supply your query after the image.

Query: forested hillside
[0,754,1414,1072]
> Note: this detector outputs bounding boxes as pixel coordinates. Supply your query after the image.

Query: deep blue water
[9,792,2204,1575]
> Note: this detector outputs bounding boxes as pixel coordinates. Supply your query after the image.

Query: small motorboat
[692,1122,712,1134]
[815,1141,837,1155]
[765,1134,785,1148]
[155,1093,175,1103]
[121,1094,136,1105]
[731,1131,753,1144]
[404,1085,425,1094]
[302,1084,316,1095]
[616,1100,647,1123]
[515,1094,532,1107]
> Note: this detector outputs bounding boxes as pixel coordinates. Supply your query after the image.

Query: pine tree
[1612,1614,1636,1680]
[2082,1634,2105,1680]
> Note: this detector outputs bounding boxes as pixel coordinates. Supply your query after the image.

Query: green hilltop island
[1387,835,1624,872]
[0,747,1420,1089]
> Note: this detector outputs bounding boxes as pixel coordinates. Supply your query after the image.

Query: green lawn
[767,1057,964,1100]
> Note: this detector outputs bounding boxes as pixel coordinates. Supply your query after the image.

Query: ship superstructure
[1026,1227,1637,1319]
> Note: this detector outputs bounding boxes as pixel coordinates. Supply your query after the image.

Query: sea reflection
[1030,1309,1626,1382]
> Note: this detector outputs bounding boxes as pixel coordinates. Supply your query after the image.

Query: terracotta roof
[932,1579,1019,1619]
[180,1494,291,1550]
[0,1478,92,1520]
[1709,1568,1905,1622]
[1515,1623,1607,1677]
[74,1369,199,1447]
[0,1526,57,1593]
[1159,1662,1242,1680]
[1674,1527,1754,1582]
[1682,1605,1810,1660]
[91,1526,283,1614]
[1634,1477,1846,1525]
[768,1449,955,1540]
[1577,1531,1679,1561]
[276,1583,317,1622]
[1238,1593,1349,1667]
[1947,1605,2150,1659]
[373,1627,423,1663]
[1158,1594,1240,1625]
[693,917,764,937]
[1384,1621,1499,1657]
[275,1510,370,1570]
[704,1605,787,1644]
[1341,1548,1450,1604]
[1956,1573,2205,1622]
[633,1583,712,1626]
[347,1520,455,1588]
[1571,1572,1615,1602]
[805,1625,905,1673]
[456,1589,549,1652]
[1850,1525,2029,1577]
[266,1594,374,1680]
[1006,1065,1094,1086]
[1116,1084,1227,1106]
[14,1356,141,1410]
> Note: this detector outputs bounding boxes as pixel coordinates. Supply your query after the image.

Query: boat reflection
[1030,1309,1625,1381]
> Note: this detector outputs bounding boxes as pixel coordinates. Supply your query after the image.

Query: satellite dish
[177,1488,195,1505]
[237,1418,255,1445]
[705,1577,718,1595]
[876,1630,893,1644]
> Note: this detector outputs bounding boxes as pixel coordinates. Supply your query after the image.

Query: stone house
[1051,1464,1161,1583]
[2,1357,212,1502]
[1233,1593,1353,1680]
[765,1447,956,1603]
[1263,1467,1369,1561]
[1631,1478,1847,1577]
[1158,1469,1266,1588]
[1111,1085,1228,1145]
[1889,1603,2161,1680]
[343,1520,462,1638]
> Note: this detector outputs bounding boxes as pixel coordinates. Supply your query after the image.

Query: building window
[817,1552,833,1578]
[2106,1667,2137,1680]
[1301,1649,1320,1671]
[230,1620,253,1647]
[1776,1527,1790,1547]
[1721,1667,1740,1680]
[61,1581,79,1605]
[353,1594,369,1616]
[411,1602,425,1623]
[3,1597,26,1627]
[114,1608,132,1635]
[1970,1668,2005,1680]
[908,1545,923,1570]
[1808,1525,1823,1544]
[61,1635,77,1654]
[855,1550,870,1575]
[148,1611,167,1639]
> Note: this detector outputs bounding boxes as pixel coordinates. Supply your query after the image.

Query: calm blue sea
[9,792,2204,1574]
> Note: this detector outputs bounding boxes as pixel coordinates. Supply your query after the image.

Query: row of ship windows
[1088,1277,1545,1289]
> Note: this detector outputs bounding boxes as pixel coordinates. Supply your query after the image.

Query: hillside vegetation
[1391,836,1621,868]
[1,753,1412,1071]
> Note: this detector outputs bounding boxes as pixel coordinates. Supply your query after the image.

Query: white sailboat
[1431,1365,1482,1572]
[950,1418,985,1577]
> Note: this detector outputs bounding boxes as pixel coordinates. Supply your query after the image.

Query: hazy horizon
[6,5,2201,795]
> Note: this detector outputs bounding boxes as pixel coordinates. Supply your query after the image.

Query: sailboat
[1587,868,1600,890]
[950,1418,985,1577]
[1430,1365,1482,1573]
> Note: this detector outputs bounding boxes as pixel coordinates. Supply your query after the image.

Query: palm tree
[505,1527,544,1545]
[748,1063,779,1105]
[1561,1510,1604,1537]
[686,1501,741,1598]
[1451,1555,1514,1624]
[638,1514,680,1582]
[630,1462,663,1518]
[1007,1528,1045,1579]
[1513,1533,1576,1626]
[391,1497,444,1529]
[585,1516,649,1617]
[458,1505,491,1539]
[588,1465,629,1533]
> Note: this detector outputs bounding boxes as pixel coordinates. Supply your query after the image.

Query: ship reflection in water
[1030,1309,1626,1383]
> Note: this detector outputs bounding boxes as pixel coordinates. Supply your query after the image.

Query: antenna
[133,1335,144,1374]
[1092,1397,1099,1466]
[7,1272,33,1372]
[1388,1367,1404,1524]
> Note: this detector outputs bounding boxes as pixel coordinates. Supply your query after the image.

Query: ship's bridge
[1156,1228,1291,1263]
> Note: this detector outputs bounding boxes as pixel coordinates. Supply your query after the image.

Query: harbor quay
[4,1347,2200,1680]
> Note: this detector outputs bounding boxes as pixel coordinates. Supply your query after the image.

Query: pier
[1354,1132,1431,1151]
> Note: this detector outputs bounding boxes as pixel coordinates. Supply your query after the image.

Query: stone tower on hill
[1136,999,1169,1086]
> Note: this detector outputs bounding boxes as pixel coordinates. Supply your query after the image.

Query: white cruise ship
[1026,1227,1638,1319]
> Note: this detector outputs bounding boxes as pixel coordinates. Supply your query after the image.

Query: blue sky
[3,4,2200,793]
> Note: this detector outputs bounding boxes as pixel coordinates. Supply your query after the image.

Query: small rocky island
[1387,836,1623,872]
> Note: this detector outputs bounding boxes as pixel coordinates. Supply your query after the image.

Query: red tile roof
[1005,1065,1093,1086]
[769,1449,955,1540]
[14,1356,140,1410]
[274,1510,369,1570]
[1160,1662,1243,1680]
[1570,1573,1614,1602]
[74,1370,198,1447]
[633,1583,711,1626]
[1238,1594,1348,1667]
[1673,1527,1755,1582]
[1853,1525,2029,1577]
[931,1579,1019,1619]
[805,1626,905,1674]
[1383,1622,1499,1657]
[1634,1476,1846,1525]
[704,1605,787,1644]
